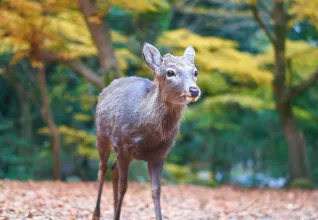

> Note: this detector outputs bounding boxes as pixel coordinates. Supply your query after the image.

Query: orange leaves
[4,0,42,17]
[30,60,44,69]
[88,15,102,24]
[10,51,28,65]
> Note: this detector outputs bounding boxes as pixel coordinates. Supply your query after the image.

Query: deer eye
[167,70,175,77]
[194,70,198,77]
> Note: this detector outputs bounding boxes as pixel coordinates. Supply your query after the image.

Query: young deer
[93,43,200,220]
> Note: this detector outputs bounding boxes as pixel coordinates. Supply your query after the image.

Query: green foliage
[0,133,39,179]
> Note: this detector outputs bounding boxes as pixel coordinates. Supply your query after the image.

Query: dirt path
[1,180,318,219]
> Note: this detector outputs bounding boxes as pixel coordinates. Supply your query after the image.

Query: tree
[0,0,168,179]
[160,0,318,184]
[249,0,318,182]
[1,0,317,184]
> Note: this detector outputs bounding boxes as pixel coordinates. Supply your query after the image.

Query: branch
[37,63,61,180]
[251,4,277,46]
[67,61,104,88]
[287,67,318,101]
[77,0,119,78]
[33,50,104,88]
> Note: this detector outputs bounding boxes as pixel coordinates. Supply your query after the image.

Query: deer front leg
[114,154,131,220]
[148,160,164,220]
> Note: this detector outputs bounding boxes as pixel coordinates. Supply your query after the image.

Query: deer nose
[189,86,200,97]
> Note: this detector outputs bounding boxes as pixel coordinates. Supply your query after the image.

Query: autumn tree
[0,0,168,179]
[160,0,318,184]
[1,0,317,184]
[182,0,318,183]
[249,0,318,183]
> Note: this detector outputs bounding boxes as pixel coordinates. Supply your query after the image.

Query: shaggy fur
[93,43,201,220]
[95,44,199,161]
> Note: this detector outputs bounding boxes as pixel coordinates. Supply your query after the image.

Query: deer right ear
[142,43,162,73]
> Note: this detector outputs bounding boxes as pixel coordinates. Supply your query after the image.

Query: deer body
[93,43,200,220]
[96,76,184,161]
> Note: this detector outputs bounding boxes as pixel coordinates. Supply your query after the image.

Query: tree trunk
[16,83,33,140]
[277,103,311,180]
[272,0,311,181]
[37,64,61,180]
[78,0,119,80]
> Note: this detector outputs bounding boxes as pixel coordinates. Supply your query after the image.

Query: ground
[1,180,318,220]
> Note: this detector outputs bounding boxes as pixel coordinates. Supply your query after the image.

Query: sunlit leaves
[256,40,318,86]
[0,0,167,69]
[158,29,273,87]
[108,0,170,12]
[290,0,318,29]
[115,48,140,70]
[197,73,229,95]
[203,94,274,111]
[38,125,98,159]
[158,28,237,51]
[73,113,92,122]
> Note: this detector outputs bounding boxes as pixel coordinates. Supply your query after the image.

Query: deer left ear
[142,43,162,73]
[183,46,195,64]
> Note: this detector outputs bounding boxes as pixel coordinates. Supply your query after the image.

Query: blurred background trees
[0,0,317,188]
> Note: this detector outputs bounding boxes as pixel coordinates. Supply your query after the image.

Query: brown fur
[92,43,200,220]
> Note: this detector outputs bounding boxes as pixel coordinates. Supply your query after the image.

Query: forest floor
[1,180,318,220]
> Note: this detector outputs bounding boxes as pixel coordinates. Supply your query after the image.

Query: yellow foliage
[0,0,164,66]
[181,6,252,17]
[202,94,274,111]
[37,125,119,161]
[158,29,273,86]
[197,73,228,94]
[165,163,194,183]
[73,113,92,122]
[5,0,43,17]
[115,48,140,71]
[158,28,237,50]
[231,0,318,29]
[290,0,318,29]
[256,41,318,85]
[108,0,169,12]
[38,125,99,159]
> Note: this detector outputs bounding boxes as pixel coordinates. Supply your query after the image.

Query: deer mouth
[181,94,199,103]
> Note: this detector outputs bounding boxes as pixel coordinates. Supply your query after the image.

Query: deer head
[142,43,201,105]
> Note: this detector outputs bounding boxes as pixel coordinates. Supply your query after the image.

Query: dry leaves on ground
[0,180,318,220]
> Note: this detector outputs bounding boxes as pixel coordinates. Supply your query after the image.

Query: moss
[288,178,314,189]
[165,163,219,187]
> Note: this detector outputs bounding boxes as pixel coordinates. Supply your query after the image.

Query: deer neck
[138,81,186,136]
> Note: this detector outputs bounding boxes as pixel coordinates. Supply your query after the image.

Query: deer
[92,43,201,220]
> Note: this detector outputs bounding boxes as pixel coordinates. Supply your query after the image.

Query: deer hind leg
[111,161,118,215]
[92,135,111,220]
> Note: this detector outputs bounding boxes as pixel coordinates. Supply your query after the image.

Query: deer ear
[142,43,162,73]
[183,46,195,64]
